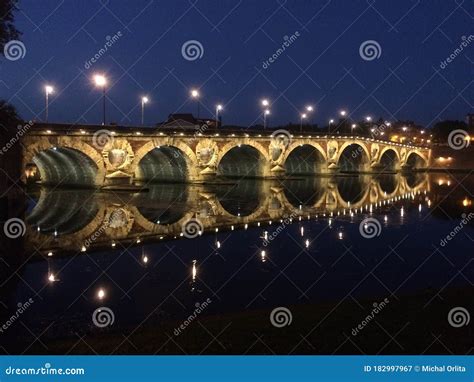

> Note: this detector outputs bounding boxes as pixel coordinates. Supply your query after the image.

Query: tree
[431,120,469,142]
[0,0,21,51]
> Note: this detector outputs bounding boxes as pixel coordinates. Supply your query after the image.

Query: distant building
[157,113,219,129]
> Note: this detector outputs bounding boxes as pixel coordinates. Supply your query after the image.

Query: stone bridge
[22,123,432,187]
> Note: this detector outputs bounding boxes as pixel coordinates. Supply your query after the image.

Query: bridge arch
[405,151,428,169]
[336,141,370,173]
[283,142,326,175]
[24,139,105,187]
[378,147,400,172]
[217,142,269,178]
[133,141,198,183]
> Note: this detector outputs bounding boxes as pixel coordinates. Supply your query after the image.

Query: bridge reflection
[25,174,430,255]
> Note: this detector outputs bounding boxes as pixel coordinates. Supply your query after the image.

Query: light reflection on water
[1,173,473,352]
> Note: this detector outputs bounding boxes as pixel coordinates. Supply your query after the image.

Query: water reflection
[2,172,474,355]
[23,174,431,256]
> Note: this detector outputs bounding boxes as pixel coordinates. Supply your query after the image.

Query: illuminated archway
[31,147,99,187]
[217,144,265,178]
[285,144,325,175]
[337,143,370,173]
[379,148,400,172]
[135,146,188,183]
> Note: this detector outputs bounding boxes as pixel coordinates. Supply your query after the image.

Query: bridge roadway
[21,123,431,187]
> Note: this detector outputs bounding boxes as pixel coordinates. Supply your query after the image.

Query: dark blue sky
[1,0,473,127]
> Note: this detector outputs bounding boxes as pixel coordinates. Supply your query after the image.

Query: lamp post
[94,75,107,125]
[261,99,270,129]
[329,119,334,134]
[44,85,54,122]
[305,105,314,127]
[338,109,347,134]
[300,113,307,132]
[263,109,270,129]
[191,89,200,118]
[141,96,149,125]
[215,104,223,128]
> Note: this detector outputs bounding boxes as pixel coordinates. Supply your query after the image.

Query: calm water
[1,173,473,354]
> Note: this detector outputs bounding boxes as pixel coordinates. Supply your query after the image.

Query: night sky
[1,0,473,127]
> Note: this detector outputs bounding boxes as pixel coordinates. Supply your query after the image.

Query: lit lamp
[94,74,107,125]
[263,109,270,129]
[329,119,334,133]
[300,113,307,132]
[215,104,223,127]
[305,105,314,127]
[141,96,149,125]
[190,89,200,118]
[44,85,54,122]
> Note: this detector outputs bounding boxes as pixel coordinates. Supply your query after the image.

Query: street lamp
[44,85,54,122]
[351,124,357,132]
[141,96,149,125]
[365,116,372,122]
[190,89,200,118]
[300,113,307,132]
[328,119,334,133]
[263,109,270,129]
[215,104,223,128]
[339,110,347,117]
[261,99,269,107]
[94,74,107,125]
[306,105,314,112]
